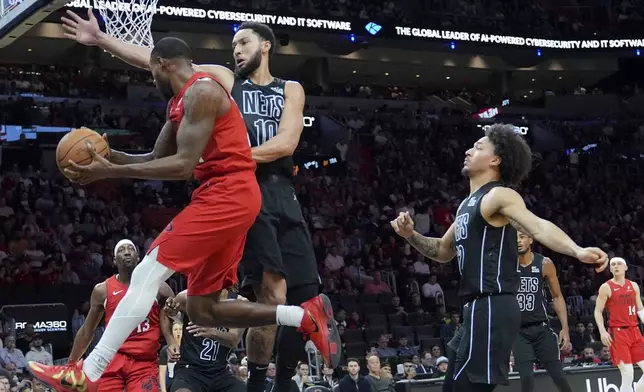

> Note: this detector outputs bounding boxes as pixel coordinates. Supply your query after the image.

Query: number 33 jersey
[104,275,161,360]
[178,312,234,374]
[606,279,639,328]
[517,253,548,326]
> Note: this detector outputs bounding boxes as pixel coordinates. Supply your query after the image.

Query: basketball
[56,128,110,176]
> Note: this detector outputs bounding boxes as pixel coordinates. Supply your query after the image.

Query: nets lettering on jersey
[97,0,158,48]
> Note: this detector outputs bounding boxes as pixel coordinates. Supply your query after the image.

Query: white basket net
[98,0,159,48]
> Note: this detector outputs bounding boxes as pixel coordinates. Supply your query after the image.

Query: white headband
[611,257,627,265]
[114,239,136,257]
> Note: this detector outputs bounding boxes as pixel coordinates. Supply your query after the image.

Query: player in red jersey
[29,37,339,392]
[29,239,175,391]
[594,257,644,392]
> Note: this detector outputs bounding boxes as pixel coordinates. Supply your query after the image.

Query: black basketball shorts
[239,176,320,291]
[454,294,521,386]
[512,323,561,367]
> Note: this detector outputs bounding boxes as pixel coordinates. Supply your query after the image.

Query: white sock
[83,248,174,382]
[636,377,644,392]
[276,305,304,327]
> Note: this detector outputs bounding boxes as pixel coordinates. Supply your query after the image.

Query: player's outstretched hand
[575,247,609,272]
[164,297,180,317]
[166,344,181,363]
[390,212,415,239]
[65,141,113,185]
[600,330,613,347]
[61,8,101,46]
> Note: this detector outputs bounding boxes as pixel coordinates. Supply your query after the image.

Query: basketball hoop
[97,0,158,48]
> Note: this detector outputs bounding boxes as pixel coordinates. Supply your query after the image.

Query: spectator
[0,337,27,373]
[421,275,443,299]
[340,279,359,297]
[347,312,367,330]
[159,321,182,392]
[290,362,312,392]
[15,325,35,354]
[396,336,418,357]
[238,366,248,383]
[380,363,392,380]
[320,362,338,389]
[375,335,397,358]
[335,309,348,328]
[338,358,371,392]
[383,296,407,316]
[573,346,601,366]
[431,356,449,379]
[23,334,52,366]
[60,262,80,284]
[324,246,345,272]
[570,322,586,353]
[403,362,416,380]
[264,363,276,392]
[598,346,612,365]
[439,312,460,340]
[365,355,393,392]
[363,272,391,295]
[416,351,436,374]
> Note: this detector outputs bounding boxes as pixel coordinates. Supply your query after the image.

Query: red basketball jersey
[606,279,639,328]
[104,275,160,360]
[167,72,256,183]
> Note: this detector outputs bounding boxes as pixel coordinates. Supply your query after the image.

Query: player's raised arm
[489,187,608,271]
[68,283,107,363]
[594,283,613,347]
[250,81,305,163]
[543,258,570,347]
[391,212,456,263]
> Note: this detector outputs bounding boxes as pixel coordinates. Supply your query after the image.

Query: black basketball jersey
[177,313,235,374]
[455,181,519,301]
[230,75,293,179]
[517,253,549,326]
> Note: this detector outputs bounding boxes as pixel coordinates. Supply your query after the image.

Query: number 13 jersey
[517,253,548,326]
[104,275,160,360]
[606,279,639,328]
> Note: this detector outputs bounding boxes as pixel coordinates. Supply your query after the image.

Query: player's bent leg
[274,283,318,392]
[186,292,342,367]
[618,363,635,392]
[454,375,496,392]
[515,361,535,392]
[247,271,287,392]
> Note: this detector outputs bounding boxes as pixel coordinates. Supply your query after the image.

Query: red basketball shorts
[148,172,261,296]
[99,353,158,392]
[609,326,644,365]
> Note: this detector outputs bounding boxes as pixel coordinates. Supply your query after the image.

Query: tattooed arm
[391,212,456,263]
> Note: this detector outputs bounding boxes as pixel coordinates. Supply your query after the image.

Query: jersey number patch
[199,338,220,361]
[455,213,469,272]
[136,318,150,333]
[516,293,535,311]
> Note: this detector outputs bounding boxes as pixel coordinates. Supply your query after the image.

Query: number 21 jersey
[104,275,160,360]
[606,279,639,327]
[178,312,234,374]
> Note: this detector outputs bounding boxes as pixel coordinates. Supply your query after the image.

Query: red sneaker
[298,294,342,368]
[29,361,97,392]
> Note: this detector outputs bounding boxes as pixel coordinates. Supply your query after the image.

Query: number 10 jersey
[517,253,548,326]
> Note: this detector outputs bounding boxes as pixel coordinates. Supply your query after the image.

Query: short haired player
[28,240,174,392]
[28,37,338,392]
[594,257,644,392]
[61,10,332,392]
[512,233,572,392]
